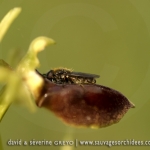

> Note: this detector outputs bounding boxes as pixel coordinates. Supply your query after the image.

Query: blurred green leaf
[0,69,21,120]
[17,36,55,72]
[17,37,55,100]
[0,7,21,42]
[0,36,55,121]
[0,7,55,122]
[0,66,37,121]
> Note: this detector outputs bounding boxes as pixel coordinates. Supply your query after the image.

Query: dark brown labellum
[36,77,135,128]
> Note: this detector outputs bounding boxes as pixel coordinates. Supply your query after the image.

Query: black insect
[36,68,100,84]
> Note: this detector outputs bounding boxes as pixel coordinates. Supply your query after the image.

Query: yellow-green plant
[0,7,55,121]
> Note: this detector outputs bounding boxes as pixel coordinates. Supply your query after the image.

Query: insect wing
[70,71,100,79]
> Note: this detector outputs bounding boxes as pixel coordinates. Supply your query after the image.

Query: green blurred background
[0,0,150,149]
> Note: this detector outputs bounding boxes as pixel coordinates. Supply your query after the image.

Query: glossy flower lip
[36,76,135,128]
